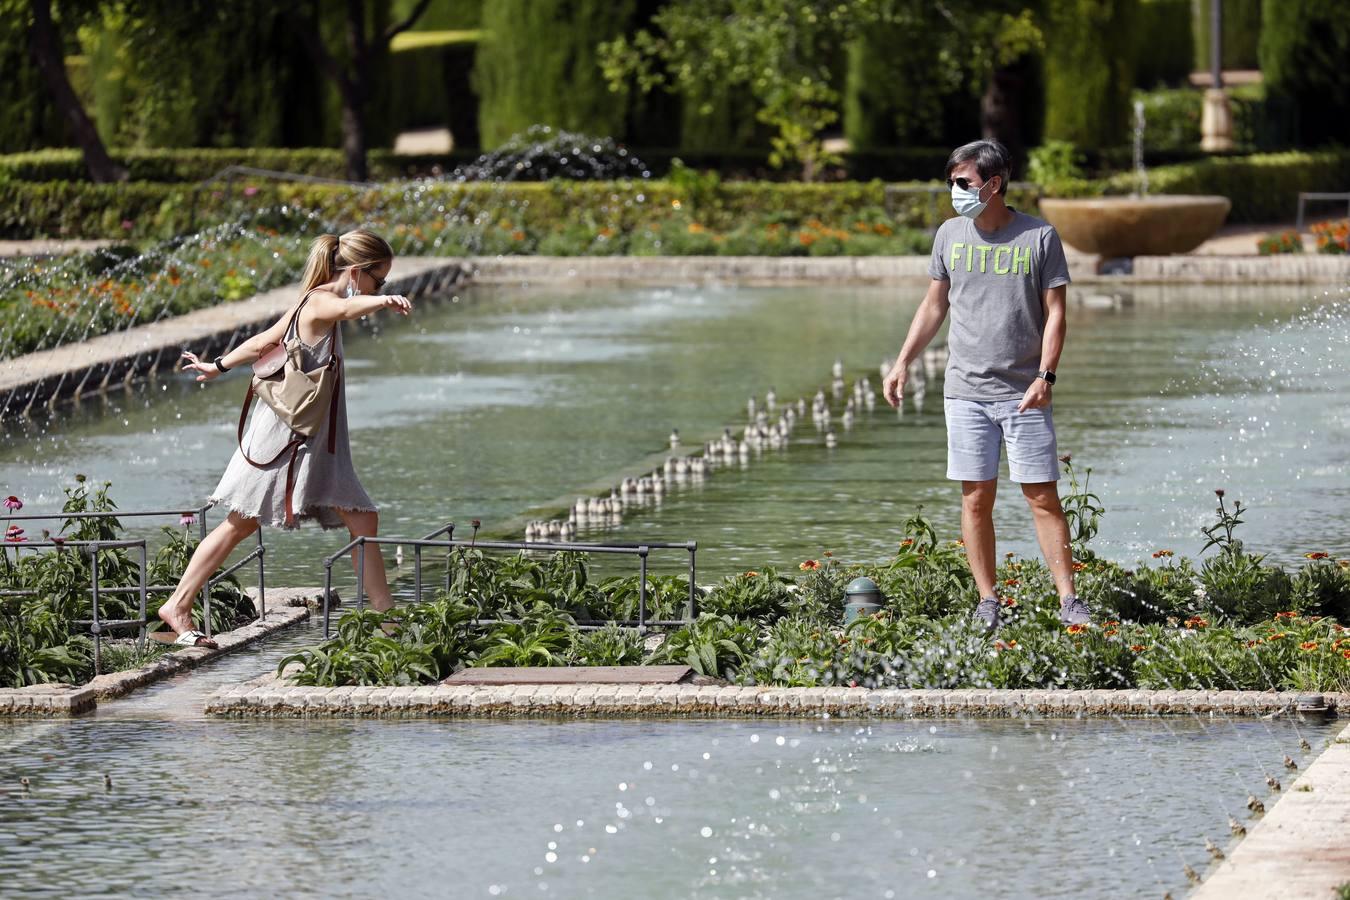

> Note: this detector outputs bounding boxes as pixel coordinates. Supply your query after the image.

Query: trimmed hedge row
[4,150,1344,240]
[1100,149,1350,223]
[0,178,1043,241]
[0,146,968,184]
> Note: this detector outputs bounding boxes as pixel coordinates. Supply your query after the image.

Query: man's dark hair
[945,140,1012,196]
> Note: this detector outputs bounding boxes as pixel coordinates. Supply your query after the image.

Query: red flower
[1066,624,1086,635]
[1299,641,1318,652]
[799,559,820,571]
[1304,552,1330,560]
[4,525,26,542]
[1152,549,1174,559]
[1183,617,1208,630]
[1215,489,1225,498]
[2,495,22,511]
[1129,644,1147,653]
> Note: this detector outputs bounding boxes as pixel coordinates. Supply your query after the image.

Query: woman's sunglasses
[359,267,387,291]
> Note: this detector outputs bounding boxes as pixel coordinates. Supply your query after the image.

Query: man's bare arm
[882,278,950,407]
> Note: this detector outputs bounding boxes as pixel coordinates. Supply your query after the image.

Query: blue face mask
[951,179,994,219]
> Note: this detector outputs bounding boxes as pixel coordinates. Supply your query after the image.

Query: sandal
[172,629,218,649]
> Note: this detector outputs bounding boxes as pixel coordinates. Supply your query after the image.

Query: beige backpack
[236,290,342,526]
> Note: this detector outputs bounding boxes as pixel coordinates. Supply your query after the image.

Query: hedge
[0,146,966,185]
[1097,149,1350,223]
[0,177,1046,242]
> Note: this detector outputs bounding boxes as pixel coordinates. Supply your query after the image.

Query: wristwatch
[1037,369,1056,384]
[214,356,231,373]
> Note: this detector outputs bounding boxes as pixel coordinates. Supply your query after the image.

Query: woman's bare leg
[337,508,393,612]
[158,511,259,634]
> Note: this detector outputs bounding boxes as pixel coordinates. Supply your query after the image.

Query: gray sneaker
[975,596,1001,632]
[1059,595,1091,626]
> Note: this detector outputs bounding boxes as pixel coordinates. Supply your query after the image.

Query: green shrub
[647,614,758,680]
[1102,150,1350,223]
[1042,0,1140,149]
[569,624,645,667]
[700,568,794,623]
[1259,0,1350,148]
[1133,84,1271,152]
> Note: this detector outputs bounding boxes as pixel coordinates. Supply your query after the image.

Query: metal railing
[1296,191,1350,231]
[1,505,267,666]
[320,524,699,638]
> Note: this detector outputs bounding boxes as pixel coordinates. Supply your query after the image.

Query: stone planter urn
[1038,195,1232,258]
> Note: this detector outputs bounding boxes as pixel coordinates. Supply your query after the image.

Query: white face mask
[345,271,359,298]
[951,178,994,219]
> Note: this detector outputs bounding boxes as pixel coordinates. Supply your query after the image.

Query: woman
[163,229,412,647]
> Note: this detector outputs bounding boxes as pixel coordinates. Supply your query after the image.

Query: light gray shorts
[944,397,1060,483]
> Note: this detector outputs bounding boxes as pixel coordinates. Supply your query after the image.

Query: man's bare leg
[961,479,999,599]
[1021,482,1075,598]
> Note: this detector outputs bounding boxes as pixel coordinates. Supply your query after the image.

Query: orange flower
[1245,640,1261,648]
[1004,552,1015,559]
[511,230,526,241]
[1103,628,1119,637]
[1275,611,1299,620]
[994,639,1018,651]
[900,538,915,547]
[1152,549,1175,558]
[823,551,833,558]
[1002,597,1018,608]
[1104,620,1120,627]
[1305,552,1330,560]
[1184,617,1208,630]
[1129,644,1147,653]
[1268,632,1287,641]
[1066,624,1086,635]
[686,222,706,234]
[1299,641,1318,652]
[1003,578,1020,587]
[1342,649,1350,659]
[799,559,820,571]
[1072,562,1086,572]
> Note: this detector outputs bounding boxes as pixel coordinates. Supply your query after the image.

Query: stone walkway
[1192,721,1350,899]
[0,588,316,717]
[0,257,464,413]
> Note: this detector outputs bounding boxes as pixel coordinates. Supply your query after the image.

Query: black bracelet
[213,356,231,373]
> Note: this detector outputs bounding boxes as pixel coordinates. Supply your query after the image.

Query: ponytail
[298,229,393,298]
[300,234,340,296]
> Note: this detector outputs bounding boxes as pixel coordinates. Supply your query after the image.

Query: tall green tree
[1041,0,1140,150]
[291,0,433,181]
[1259,0,1350,148]
[25,0,124,182]
[475,0,636,148]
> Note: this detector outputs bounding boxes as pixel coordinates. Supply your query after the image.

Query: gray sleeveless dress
[209,313,376,530]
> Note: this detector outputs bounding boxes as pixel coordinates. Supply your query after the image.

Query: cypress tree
[475,0,636,148]
[1041,0,1140,150]
[1258,0,1350,148]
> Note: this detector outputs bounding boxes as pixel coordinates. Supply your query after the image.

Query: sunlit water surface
[0,620,1337,900]
[2,282,1347,589]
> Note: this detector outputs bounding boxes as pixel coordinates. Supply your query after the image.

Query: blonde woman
[163,229,412,647]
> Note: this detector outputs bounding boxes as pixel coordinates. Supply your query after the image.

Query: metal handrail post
[90,548,102,675]
[204,576,213,638]
[686,541,698,622]
[137,543,148,652]
[323,561,334,638]
[255,527,266,621]
[414,544,423,603]
[638,546,649,630]
[198,509,209,630]
[356,539,366,612]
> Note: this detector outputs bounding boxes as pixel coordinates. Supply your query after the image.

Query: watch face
[1040,370,1056,384]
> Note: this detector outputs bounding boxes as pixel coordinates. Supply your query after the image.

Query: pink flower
[5,525,26,542]
[243,186,259,197]
[180,513,195,526]
[2,495,21,511]
[121,219,134,231]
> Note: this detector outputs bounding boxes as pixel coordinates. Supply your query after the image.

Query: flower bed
[1,478,254,689]
[280,501,1350,693]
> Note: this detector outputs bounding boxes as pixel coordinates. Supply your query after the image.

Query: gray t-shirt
[927,209,1071,401]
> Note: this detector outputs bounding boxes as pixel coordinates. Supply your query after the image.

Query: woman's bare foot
[156,600,216,646]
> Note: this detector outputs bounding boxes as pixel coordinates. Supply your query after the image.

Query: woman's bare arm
[305,289,412,326]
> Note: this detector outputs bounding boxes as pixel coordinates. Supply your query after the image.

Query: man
[881,139,1088,631]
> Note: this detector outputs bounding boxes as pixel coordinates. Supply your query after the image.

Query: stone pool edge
[0,588,316,718]
[1190,720,1350,900]
[204,681,1347,720]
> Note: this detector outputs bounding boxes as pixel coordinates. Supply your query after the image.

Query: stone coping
[204,680,1348,720]
[0,257,465,413]
[462,254,1350,286]
[1191,721,1350,899]
[0,588,315,718]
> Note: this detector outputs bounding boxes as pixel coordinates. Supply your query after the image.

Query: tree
[290,0,433,181]
[26,0,125,182]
